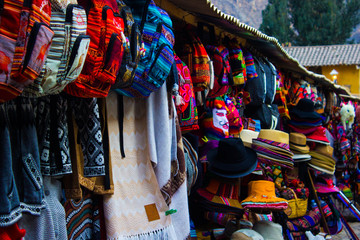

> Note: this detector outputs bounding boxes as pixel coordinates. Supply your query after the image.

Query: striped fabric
[23,2,89,96]
[23,0,90,96]
[205,45,231,98]
[286,207,321,240]
[228,42,246,85]
[253,138,291,151]
[116,0,175,98]
[244,51,258,79]
[188,30,211,92]
[65,0,124,98]
[64,191,101,240]
[0,0,53,102]
[10,0,53,88]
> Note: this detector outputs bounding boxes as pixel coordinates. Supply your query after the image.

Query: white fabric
[103,92,176,240]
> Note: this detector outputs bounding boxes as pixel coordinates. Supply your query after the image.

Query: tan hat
[308,162,335,175]
[240,129,259,148]
[258,129,289,145]
[309,145,335,164]
[289,133,310,153]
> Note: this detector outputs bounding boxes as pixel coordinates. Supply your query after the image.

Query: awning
[164,0,359,99]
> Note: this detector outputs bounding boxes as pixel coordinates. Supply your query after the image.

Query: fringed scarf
[103,92,176,240]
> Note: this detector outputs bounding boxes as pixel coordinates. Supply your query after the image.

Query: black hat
[207,138,258,178]
[290,99,322,120]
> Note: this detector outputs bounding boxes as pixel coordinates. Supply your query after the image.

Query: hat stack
[288,99,323,135]
[308,145,336,175]
[306,126,330,145]
[241,180,288,210]
[195,138,259,226]
[252,130,294,169]
[207,138,258,178]
[289,133,311,162]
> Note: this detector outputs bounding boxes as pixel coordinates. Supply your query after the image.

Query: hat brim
[208,147,258,178]
[196,188,243,209]
[307,138,330,145]
[290,109,322,120]
[315,184,340,194]
[241,194,288,210]
[309,152,335,164]
[252,140,293,157]
[290,144,310,153]
[308,163,335,175]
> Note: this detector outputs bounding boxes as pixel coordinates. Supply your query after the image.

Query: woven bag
[285,188,308,219]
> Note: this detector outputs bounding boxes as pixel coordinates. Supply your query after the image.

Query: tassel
[175,94,185,107]
[121,32,130,48]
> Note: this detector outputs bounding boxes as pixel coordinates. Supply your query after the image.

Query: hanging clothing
[103,92,176,240]
[146,84,190,239]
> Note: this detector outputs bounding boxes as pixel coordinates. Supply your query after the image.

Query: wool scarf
[103,92,176,240]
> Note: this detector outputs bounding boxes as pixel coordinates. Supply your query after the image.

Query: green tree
[259,0,294,44]
[261,0,360,46]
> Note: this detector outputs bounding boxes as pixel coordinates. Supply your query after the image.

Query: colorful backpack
[64,0,125,98]
[179,24,211,92]
[205,45,233,98]
[22,1,90,96]
[227,38,246,86]
[243,55,265,106]
[115,0,175,97]
[0,0,53,102]
[111,0,141,90]
[174,55,199,132]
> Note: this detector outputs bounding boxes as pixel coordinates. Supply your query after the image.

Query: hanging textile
[103,92,176,240]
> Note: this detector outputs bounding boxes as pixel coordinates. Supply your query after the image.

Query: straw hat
[289,133,310,153]
[241,180,288,210]
[240,129,259,148]
[257,129,290,146]
[309,145,335,164]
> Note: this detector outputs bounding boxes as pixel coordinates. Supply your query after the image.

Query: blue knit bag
[115,0,175,97]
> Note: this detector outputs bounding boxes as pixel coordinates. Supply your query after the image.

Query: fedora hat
[240,129,259,148]
[289,98,322,120]
[253,221,284,240]
[207,138,258,178]
[308,162,335,175]
[257,129,290,146]
[289,133,310,153]
[241,180,288,210]
[309,145,335,164]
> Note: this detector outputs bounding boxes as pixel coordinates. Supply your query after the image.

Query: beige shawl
[103,92,176,240]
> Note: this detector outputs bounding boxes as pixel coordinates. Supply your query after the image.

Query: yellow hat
[241,180,288,210]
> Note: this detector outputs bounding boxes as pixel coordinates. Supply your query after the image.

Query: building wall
[322,65,360,95]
